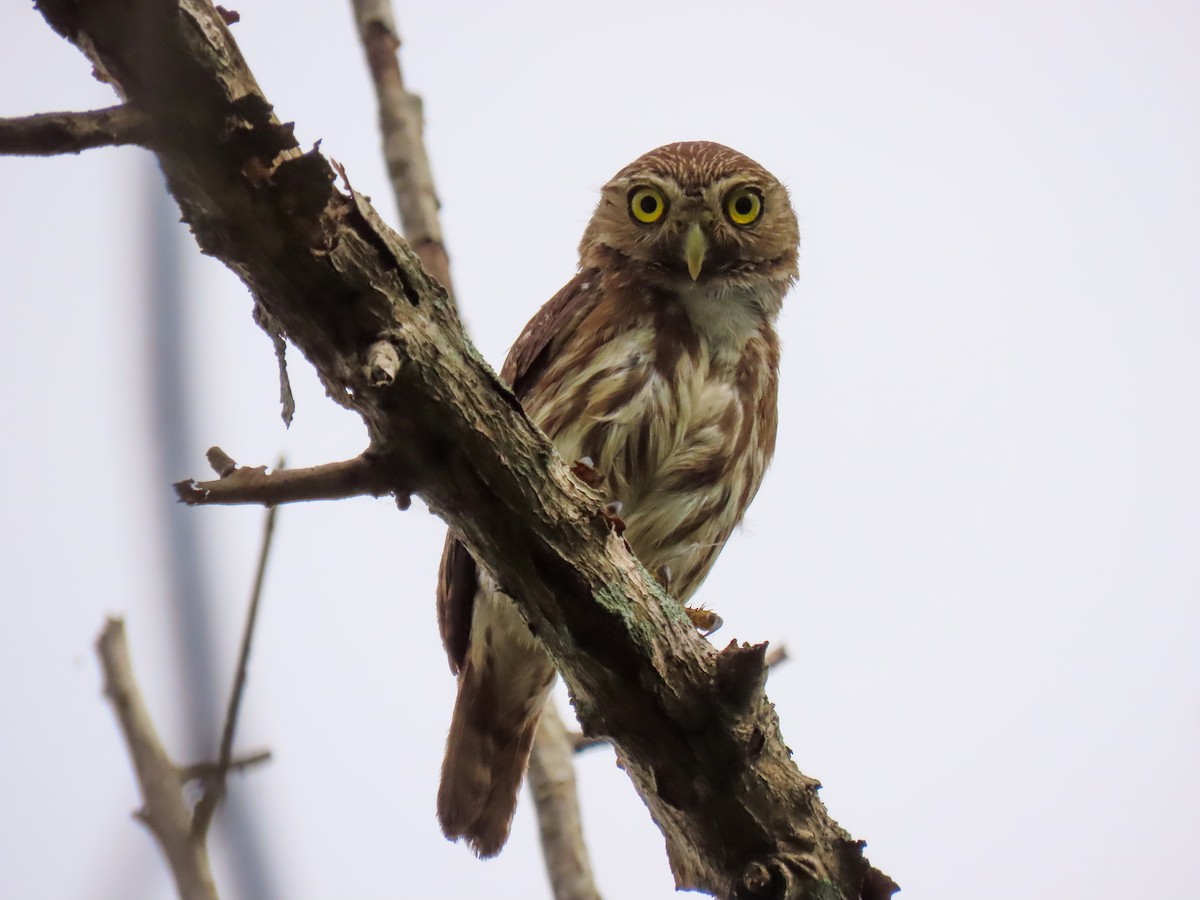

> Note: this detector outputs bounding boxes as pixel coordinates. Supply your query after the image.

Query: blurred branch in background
[143,158,278,896]
[350,0,453,304]
[529,706,603,900]
[0,41,282,900]
[348,4,602,896]
[96,618,219,900]
[192,497,280,835]
[95,498,278,897]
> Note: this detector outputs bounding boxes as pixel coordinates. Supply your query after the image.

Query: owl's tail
[437,646,555,858]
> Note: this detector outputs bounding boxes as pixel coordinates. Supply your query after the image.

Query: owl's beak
[684,222,707,281]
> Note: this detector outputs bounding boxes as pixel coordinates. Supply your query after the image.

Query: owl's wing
[436,270,603,672]
[499,268,603,399]
[436,536,476,673]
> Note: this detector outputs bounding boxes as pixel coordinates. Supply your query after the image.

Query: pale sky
[1,2,1198,898]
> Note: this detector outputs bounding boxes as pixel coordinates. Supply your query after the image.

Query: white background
[1,2,1198,898]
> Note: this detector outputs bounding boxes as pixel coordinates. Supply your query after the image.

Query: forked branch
[97,504,279,894]
[97,619,219,900]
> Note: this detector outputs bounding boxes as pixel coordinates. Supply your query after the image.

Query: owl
[436,141,800,857]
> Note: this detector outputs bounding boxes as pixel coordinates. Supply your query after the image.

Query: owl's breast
[525,323,661,486]
[522,313,776,598]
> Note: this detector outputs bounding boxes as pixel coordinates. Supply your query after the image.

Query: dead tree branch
[97,507,279,893]
[34,0,896,895]
[0,104,154,155]
[96,618,219,900]
[569,644,793,753]
[175,448,398,507]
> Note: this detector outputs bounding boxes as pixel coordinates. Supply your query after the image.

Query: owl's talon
[685,606,723,636]
[600,500,626,536]
[570,457,605,488]
[655,565,672,592]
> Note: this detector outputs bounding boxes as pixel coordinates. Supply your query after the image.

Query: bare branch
[192,497,281,835]
[528,702,604,900]
[350,0,453,300]
[175,449,400,507]
[96,618,218,900]
[101,471,283,898]
[221,500,277,763]
[0,105,153,156]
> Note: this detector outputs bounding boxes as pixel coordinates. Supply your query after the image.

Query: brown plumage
[436,141,800,857]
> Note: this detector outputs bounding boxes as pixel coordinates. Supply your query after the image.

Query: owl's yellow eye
[725,188,763,226]
[629,187,667,224]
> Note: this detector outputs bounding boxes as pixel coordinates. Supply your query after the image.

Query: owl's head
[579,141,799,299]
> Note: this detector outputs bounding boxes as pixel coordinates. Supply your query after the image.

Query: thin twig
[175,448,402,507]
[180,749,273,782]
[191,492,281,836]
[221,500,278,764]
[350,0,453,301]
[0,105,154,155]
[96,618,219,900]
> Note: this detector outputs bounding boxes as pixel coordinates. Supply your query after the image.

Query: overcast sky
[1,2,1198,898]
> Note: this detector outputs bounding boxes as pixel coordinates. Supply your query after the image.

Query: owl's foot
[570,456,605,489]
[654,567,722,635]
[685,605,723,636]
[574,458,625,533]
[655,565,672,591]
[600,500,626,536]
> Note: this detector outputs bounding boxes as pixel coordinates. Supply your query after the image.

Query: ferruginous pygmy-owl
[436,141,800,857]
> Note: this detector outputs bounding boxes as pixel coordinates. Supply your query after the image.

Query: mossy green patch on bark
[593,580,659,646]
